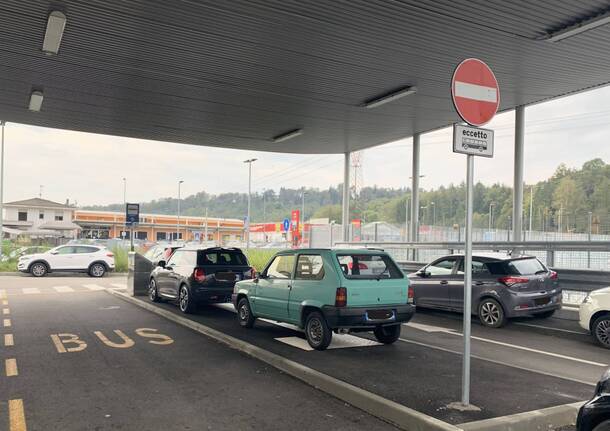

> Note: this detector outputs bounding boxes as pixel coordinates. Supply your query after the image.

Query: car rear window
[197,250,248,266]
[336,254,403,279]
[486,258,546,275]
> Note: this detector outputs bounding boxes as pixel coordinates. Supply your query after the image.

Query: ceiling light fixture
[42,10,67,55]
[363,85,418,108]
[272,128,303,143]
[544,10,610,42]
[29,90,44,112]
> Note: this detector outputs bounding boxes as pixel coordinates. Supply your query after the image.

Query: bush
[244,248,284,272]
[111,246,129,273]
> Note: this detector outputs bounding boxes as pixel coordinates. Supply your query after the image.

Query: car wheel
[237,297,255,328]
[478,298,506,328]
[593,420,610,431]
[592,314,610,349]
[30,262,48,277]
[148,279,161,303]
[88,263,106,278]
[178,285,196,314]
[373,324,401,344]
[533,310,556,319]
[305,311,332,351]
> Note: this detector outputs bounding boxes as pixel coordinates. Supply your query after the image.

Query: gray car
[409,253,561,328]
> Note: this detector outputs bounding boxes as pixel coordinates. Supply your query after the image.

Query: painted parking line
[3,318,11,327]
[3,308,9,315]
[513,321,588,335]
[2,299,7,305]
[110,283,126,289]
[83,284,105,291]
[405,322,607,367]
[0,289,6,298]
[5,358,18,377]
[53,286,74,293]
[4,334,14,346]
[22,287,41,295]
[9,399,27,431]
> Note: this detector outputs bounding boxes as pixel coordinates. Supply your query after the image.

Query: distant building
[2,198,80,238]
[74,210,244,243]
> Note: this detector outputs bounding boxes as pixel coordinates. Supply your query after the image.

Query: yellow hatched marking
[6,358,18,376]
[5,333,14,346]
[9,399,27,431]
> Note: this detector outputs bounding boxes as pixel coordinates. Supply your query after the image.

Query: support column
[410,134,421,260]
[513,106,525,243]
[342,152,350,241]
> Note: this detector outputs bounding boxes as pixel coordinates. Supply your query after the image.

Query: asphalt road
[0,276,398,431]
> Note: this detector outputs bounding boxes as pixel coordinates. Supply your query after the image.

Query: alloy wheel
[480,302,500,325]
[239,303,249,322]
[179,286,189,311]
[32,263,46,277]
[91,264,105,277]
[149,280,157,301]
[596,319,610,347]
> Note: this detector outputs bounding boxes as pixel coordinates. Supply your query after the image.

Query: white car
[18,244,115,278]
[579,287,610,349]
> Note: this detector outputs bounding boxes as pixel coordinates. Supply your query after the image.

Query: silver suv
[409,253,561,328]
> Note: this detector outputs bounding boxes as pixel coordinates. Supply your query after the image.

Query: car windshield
[486,258,547,275]
[336,253,403,279]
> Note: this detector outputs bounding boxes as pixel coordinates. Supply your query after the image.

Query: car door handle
[440,280,448,285]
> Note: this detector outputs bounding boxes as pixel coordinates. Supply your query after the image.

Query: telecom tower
[350,151,364,219]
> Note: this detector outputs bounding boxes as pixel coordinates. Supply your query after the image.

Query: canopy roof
[1,1,610,154]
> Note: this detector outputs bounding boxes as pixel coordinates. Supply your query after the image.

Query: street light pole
[244,158,257,249]
[122,177,127,240]
[588,211,592,268]
[431,202,436,226]
[177,180,184,242]
[301,189,306,226]
[529,185,534,239]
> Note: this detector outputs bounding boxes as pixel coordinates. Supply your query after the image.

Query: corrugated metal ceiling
[0,0,609,153]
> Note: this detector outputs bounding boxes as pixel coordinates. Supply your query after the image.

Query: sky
[3,85,610,207]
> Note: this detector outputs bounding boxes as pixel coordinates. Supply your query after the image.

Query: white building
[2,198,80,239]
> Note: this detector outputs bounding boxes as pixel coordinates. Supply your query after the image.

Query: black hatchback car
[148,247,255,313]
[578,368,610,431]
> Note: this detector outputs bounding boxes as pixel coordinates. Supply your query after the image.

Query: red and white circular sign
[451,59,500,127]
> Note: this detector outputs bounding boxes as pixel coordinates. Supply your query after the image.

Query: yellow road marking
[3,308,9,315]
[94,330,135,348]
[2,299,8,305]
[135,328,175,345]
[50,333,87,353]
[6,358,18,376]
[9,399,27,431]
[4,333,14,346]
[3,318,11,327]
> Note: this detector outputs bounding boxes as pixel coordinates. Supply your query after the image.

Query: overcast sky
[3,85,610,207]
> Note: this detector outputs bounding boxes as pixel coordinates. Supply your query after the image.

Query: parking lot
[0,274,605,430]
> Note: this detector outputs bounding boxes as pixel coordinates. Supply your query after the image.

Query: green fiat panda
[232,248,415,350]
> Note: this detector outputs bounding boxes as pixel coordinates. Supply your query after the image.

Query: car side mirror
[157,260,166,268]
[417,270,430,278]
[50,251,58,255]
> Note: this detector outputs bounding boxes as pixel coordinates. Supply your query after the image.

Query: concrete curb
[106,289,461,431]
[459,401,584,431]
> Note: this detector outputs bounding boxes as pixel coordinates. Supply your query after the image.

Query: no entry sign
[451,59,499,127]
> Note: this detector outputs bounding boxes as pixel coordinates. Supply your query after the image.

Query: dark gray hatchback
[409,253,561,328]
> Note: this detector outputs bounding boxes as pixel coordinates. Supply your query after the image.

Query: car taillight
[335,287,347,307]
[498,276,529,287]
[245,267,256,279]
[550,270,558,280]
[106,252,114,257]
[407,286,414,304]
[193,268,206,282]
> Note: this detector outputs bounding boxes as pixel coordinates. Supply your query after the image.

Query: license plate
[366,309,394,320]
[215,272,236,282]
[534,297,550,306]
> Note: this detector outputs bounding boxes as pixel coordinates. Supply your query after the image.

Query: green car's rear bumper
[321,304,415,329]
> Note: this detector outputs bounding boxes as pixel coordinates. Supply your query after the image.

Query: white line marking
[455,81,497,102]
[513,322,588,335]
[110,283,126,289]
[406,322,606,367]
[276,334,381,351]
[399,338,597,387]
[83,284,105,291]
[53,286,74,293]
[0,289,6,299]
[22,288,41,294]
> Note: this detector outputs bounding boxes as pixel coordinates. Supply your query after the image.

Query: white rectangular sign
[453,124,494,157]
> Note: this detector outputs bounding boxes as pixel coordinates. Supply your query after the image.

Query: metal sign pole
[461,154,474,406]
